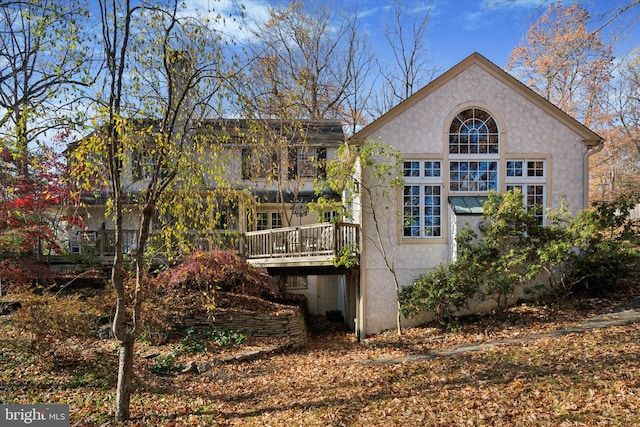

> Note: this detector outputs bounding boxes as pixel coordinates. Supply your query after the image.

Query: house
[64,118,347,260]
[350,52,603,336]
[64,52,603,340]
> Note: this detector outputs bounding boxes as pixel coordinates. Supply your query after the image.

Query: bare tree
[233,1,363,223]
[242,0,362,121]
[374,0,440,116]
[610,50,640,155]
[0,0,93,177]
[590,49,640,201]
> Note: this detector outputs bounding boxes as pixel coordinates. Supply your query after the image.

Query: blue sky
[211,0,640,70]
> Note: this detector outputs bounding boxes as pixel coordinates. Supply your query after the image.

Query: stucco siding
[357,58,596,336]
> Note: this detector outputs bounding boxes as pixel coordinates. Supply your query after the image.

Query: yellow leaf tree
[71,0,240,421]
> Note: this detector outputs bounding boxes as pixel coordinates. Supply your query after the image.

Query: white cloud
[480,0,553,11]
[176,0,272,44]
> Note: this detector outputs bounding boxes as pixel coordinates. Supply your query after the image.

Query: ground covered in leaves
[1,285,640,426]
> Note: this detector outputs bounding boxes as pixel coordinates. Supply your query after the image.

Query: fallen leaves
[1,286,640,425]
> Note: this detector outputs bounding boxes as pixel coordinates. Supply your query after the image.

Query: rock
[197,361,213,373]
[181,361,198,374]
[0,301,21,315]
[97,324,113,339]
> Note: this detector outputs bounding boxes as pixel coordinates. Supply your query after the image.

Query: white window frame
[448,108,500,194]
[505,159,547,224]
[403,160,443,238]
[254,211,282,231]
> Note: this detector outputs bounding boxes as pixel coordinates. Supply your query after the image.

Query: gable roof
[352,52,602,147]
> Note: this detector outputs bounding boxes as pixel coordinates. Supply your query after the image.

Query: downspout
[584,138,604,208]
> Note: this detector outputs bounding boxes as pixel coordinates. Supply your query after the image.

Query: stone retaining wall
[175,307,308,348]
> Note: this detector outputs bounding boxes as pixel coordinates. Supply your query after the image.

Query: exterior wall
[287,274,342,316]
[358,62,592,336]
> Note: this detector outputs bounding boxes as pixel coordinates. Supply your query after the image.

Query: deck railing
[69,230,241,258]
[66,223,359,267]
[69,230,139,257]
[244,222,359,261]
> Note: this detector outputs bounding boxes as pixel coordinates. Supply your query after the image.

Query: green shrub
[211,328,246,347]
[400,264,477,328]
[176,327,246,354]
[150,354,183,376]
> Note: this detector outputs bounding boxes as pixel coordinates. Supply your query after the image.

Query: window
[323,211,339,223]
[271,212,282,228]
[241,148,278,179]
[254,211,282,231]
[256,212,268,231]
[449,108,499,154]
[448,108,499,193]
[295,147,317,178]
[286,275,308,290]
[506,160,546,224]
[289,147,326,179]
[132,149,168,181]
[403,160,442,238]
[450,161,498,192]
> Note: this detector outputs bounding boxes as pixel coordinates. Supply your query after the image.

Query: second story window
[241,148,278,180]
[448,108,499,193]
[289,147,326,179]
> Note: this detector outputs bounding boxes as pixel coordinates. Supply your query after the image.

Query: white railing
[245,222,359,261]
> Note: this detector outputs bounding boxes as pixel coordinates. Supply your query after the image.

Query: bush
[150,354,183,376]
[560,195,640,296]
[176,327,246,354]
[400,266,457,324]
[567,240,639,294]
[0,258,55,295]
[11,294,102,355]
[401,192,640,326]
[157,250,278,299]
[400,263,478,328]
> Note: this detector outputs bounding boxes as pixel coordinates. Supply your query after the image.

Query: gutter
[584,138,605,208]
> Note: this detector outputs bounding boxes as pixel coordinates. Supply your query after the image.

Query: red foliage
[0,142,79,255]
[156,250,279,299]
[0,258,56,294]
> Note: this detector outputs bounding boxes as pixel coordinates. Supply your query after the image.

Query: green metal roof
[448,196,488,215]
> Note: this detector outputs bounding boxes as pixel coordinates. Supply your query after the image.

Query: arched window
[449,108,499,154]
[448,108,499,193]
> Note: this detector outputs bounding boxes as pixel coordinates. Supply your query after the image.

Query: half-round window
[449,108,499,154]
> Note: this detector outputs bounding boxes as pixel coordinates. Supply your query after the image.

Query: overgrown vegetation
[401,192,640,327]
[176,327,247,355]
[155,250,278,300]
[0,258,56,295]
[2,249,275,355]
[1,294,639,425]
[150,354,184,376]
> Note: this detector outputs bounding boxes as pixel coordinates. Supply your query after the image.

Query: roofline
[351,52,603,147]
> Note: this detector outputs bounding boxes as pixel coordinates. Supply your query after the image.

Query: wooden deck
[48,223,359,270]
[244,222,359,268]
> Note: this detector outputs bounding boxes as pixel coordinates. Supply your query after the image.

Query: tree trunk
[115,335,135,422]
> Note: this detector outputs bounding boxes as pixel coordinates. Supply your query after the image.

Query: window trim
[402,159,444,240]
[505,158,547,225]
[447,107,500,194]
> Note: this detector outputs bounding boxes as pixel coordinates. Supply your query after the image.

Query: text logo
[1,405,69,426]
